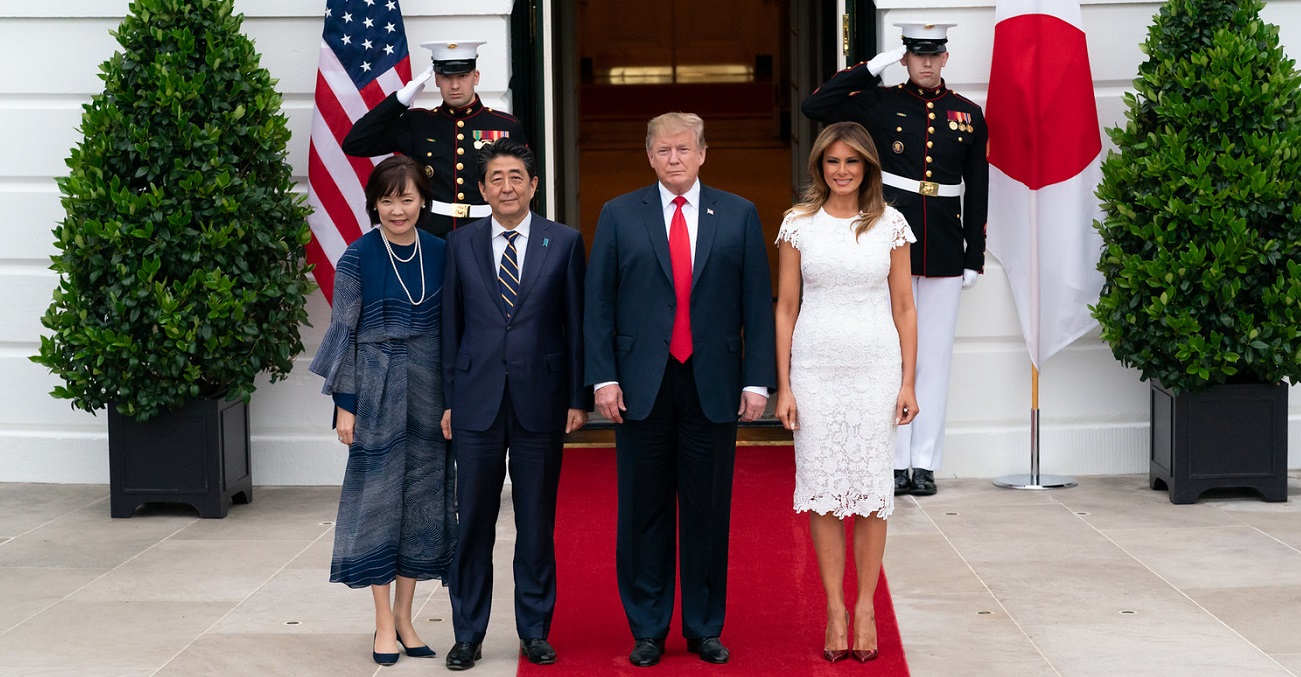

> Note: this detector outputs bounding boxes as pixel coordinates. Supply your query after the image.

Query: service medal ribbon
[471,130,510,143]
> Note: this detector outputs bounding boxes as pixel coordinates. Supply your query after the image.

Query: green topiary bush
[1093,0,1301,393]
[33,0,313,421]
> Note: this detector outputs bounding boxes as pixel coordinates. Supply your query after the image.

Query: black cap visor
[902,38,947,55]
[433,58,477,75]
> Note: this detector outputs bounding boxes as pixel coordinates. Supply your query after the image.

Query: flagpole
[994,192,1076,491]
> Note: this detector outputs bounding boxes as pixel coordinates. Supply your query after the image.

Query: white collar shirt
[491,212,533,276]
[658,180,701,262]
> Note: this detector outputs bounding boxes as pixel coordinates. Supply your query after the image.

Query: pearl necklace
[380,230,426,305]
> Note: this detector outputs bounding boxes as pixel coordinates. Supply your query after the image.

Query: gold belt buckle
[919,181,939,197]
[451,203,470,219]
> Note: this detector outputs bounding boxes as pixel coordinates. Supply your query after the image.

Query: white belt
[429,200,491,219]
[881,171,962,198]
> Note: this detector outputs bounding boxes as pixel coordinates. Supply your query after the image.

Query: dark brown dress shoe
[520,638,557,665]
[629,638,665,667]
[894,469,911,495]
[911,468,937,496]
[445,641,482,671]
[686,637,730,664]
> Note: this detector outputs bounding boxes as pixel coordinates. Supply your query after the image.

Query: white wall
[0,0,516,484]
[1,0,1297,484]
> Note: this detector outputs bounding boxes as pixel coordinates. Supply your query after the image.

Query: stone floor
[1,466,1299,676]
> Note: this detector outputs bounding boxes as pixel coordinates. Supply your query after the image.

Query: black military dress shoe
[520,638,557,665]
[911,469,937,496]
[686,637,730,664]
[629,638,665,667]
[445,641,482,671]
[893,469,911,495]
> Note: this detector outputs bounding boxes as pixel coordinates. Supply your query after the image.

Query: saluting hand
[866,44,909,77]
[396,65,434,107]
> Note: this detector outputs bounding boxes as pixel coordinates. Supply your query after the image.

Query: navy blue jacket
[442,213,590,432]
[584,184,776,423]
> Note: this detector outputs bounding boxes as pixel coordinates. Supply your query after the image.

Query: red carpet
[520,445,909,676]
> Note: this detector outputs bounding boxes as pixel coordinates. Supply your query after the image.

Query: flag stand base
[993,403,1078,491]
[993,473,1077,490]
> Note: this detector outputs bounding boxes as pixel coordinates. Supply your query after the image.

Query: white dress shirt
[658,180,700,261]
[491,211,532,276]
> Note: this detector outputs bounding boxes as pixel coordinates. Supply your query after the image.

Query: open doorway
[523,0,847,295]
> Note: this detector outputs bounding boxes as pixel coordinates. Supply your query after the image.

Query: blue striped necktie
[498,230,521,318]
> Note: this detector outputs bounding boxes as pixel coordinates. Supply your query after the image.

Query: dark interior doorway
[526,0,849,296]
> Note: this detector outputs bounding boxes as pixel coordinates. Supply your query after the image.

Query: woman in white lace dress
[774,122,918,663]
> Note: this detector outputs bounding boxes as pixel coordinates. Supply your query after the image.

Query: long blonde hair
[785,122,886,239]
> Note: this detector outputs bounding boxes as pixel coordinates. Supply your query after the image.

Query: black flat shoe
[520,638,557,664]
[629,638,665,667]
[445,641,482,671]
[911,469,937,496]
[894,469,912,495]
[686,636,730,664]
[372,632,399,666]
[397,634,436,658]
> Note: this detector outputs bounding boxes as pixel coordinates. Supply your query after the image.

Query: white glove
[396,65,435,107]
[866,45,909,77]
[961,269,979,290]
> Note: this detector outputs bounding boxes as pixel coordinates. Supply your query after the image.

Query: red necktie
[669,195,693,362]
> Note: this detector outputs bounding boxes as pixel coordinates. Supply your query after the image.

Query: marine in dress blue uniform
[802,22,988,496]
[343,40,528,238]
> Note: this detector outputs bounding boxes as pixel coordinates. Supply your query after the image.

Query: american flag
[307,0,412,304]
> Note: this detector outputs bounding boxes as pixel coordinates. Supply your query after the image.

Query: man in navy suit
[441,138,591,670]
[585,112,776,667]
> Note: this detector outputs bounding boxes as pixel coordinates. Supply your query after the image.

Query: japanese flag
[985,0,1105,367]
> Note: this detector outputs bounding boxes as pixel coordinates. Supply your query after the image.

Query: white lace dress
[777,206,915,519]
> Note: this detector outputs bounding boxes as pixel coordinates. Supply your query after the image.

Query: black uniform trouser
[615,357,737,640]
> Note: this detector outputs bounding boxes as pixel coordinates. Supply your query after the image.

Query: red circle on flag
[986,14,1102,190]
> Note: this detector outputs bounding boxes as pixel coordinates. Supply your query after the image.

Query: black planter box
[107,397,253,518]
[1149,380,1289,504]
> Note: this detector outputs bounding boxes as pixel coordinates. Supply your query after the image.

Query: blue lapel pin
[543,237,550,248]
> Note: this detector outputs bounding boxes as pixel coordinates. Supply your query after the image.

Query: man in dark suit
[440,138,590,670]
[584,112,776,667]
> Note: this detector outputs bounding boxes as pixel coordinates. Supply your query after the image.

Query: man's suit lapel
[692,186,719,291]
[641,186,674,285]
[514,214,551,312]
[467,219,504,316]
